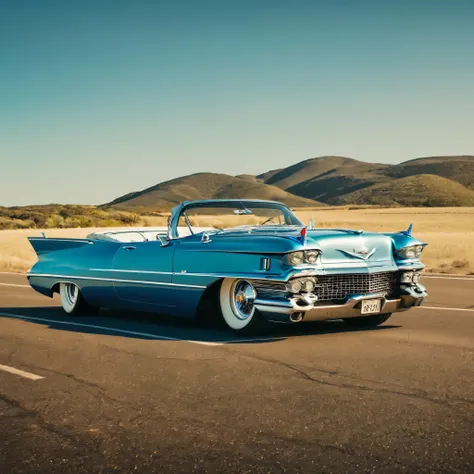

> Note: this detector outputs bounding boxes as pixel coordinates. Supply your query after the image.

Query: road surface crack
[224,350,474,416]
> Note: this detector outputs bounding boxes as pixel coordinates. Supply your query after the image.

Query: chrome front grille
[253,272,399,304]
[314,272,398,304]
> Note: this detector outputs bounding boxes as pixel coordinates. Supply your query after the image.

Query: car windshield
[175,201,303,237]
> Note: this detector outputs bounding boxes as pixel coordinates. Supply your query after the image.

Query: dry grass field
[0,207,473,274]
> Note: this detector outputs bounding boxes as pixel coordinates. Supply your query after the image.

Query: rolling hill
[258,156,392,202]
[385,155,474,190]
[108,173,322,209]
[108,155,474,209]
[257,155,474,206]
[258,156,387,190]
[331,174,474,207]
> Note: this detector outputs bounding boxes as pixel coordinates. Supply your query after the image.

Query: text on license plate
[361,299,382,314]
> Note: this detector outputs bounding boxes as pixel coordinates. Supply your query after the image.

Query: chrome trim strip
[28,238,93,244]
[398,264,425,270]
[255,292,388,314]
[317,262,391,269]
[90,268,260,279]
[91,268,170,275]
[90,268,401,281]
[27,273,206,289]
[256,295,417,321]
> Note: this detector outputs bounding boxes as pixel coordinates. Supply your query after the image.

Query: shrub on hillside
[45,214,65,228]
[0,205,160,230]
[120,213,141,224]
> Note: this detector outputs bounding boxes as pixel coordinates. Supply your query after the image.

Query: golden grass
[296,207,474,274]
[1,208,473,274]
[0,228,97,273]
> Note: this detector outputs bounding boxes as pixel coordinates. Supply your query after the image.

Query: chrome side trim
[90,268,401,282]
[27,273,206,289]
[91,268,273,279]
[91,268,171,275]
[28,238,93,244]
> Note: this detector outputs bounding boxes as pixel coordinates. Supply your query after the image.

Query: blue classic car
[27,199,428,334]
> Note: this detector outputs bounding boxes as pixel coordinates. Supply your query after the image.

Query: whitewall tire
[59,282,97,315]
[219,278,264,333]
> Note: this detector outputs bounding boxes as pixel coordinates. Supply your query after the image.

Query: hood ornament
[339,247,376,260]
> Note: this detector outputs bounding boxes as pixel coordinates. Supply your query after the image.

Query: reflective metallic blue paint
[27,199,428,322]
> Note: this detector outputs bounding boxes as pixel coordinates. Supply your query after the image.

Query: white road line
[0,283,30,288]
[0,312,223,346]
[0,363,44,381]
[418,305,474,312]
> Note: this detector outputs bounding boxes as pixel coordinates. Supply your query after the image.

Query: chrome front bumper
[254,284,427,323]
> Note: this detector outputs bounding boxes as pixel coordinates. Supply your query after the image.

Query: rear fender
[28,237,93,257]
[27,238,120,305]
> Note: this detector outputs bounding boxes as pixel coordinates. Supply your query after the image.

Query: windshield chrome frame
[167,199,303,239]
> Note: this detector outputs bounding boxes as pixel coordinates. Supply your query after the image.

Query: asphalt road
[1,272,474,473]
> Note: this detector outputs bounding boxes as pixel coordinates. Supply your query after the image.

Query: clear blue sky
[1,0,473,206]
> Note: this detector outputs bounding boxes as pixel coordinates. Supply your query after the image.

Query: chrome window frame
[167,199,303,239]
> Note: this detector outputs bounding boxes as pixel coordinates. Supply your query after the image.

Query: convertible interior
[86,227,212,243]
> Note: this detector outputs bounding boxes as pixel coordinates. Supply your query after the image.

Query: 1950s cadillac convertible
[27,199,428,334]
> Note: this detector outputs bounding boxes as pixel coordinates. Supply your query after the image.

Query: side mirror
[157,235,170,246]
[201,232,212,244]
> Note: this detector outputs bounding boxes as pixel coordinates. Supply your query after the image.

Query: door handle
[123,246,136,251]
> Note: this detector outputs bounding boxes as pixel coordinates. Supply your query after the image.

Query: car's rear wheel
[219,278,266,334]
[59,282,98,315]
[343,313,392,328]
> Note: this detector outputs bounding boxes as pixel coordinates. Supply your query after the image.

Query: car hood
[187,227,395,264]
[305,230,394,264]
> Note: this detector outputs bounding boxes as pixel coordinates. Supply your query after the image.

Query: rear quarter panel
[28,240,121,305]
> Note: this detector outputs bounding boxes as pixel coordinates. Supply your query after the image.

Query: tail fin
[399,224,413,236]
[28,237,92,257]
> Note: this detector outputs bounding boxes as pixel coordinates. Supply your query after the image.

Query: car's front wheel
[219,278,266,334]
[343,313,392,328]
[59,282,98,315]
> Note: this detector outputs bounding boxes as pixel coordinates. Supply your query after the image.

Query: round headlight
[287,279,302,293]
[415,245,424,258]
[399,246,417,259]
[305,250,319,264]
[287,251,304,266]
[400,272,414,283]
[301,278,315,292]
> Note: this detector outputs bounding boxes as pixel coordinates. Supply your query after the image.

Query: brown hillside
[387,155,474,189]
[259,156,389,191]
[213,180,320,207]
[331,174,474,207]
[287,162,391,202]
[257,168,284,183]
[108,173,321,209]
[108,155,474,210]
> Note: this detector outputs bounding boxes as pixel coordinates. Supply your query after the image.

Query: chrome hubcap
[231,280,256,320]
[64,284,78,306]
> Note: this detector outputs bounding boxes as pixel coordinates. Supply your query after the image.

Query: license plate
[361,299,382,314]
